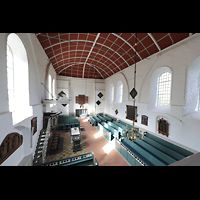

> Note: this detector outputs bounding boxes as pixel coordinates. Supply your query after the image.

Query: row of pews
[40,152,98,166]
[56,115,80,131]
[88,113,194,166]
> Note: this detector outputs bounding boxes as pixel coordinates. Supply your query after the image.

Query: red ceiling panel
[139,49,150,60]
[87,33,98,41]
[121,33,133,41]
[141,35,153,47]
[69,33,78,40]
[170,33,189,43]
[157,35,172,50]
[46,51,54,58]
[36,33,193,79]
[60,34,69,40]
[151,33,167,41]
[78,33,88,40]
[147,44,159,55]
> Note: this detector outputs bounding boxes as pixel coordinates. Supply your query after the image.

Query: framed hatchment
[31,117,37,135]
[0,132,23,165]
[141,115,148,126]
[158,118,169,137]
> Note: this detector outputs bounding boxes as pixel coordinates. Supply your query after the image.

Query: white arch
[116,80,123,103]
[82,33,100,78]
[147,33,161,51]
[112,72,129,102]
[42,38,129,67]
[109,83,114,104]
[112,33,142,60]
[183,56,200,116]
[7,33,33,125]
[148,66,172,113]
[55,56,114,75]
[58,62,107,79]
[50,49,120,72]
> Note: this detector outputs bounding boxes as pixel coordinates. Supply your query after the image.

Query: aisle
[79,117,130,166]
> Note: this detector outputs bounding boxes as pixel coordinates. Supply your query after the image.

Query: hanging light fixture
[130,33,138,142]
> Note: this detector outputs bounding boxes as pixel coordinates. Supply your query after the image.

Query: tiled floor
[45,131,88,163]
[45,117,129,166]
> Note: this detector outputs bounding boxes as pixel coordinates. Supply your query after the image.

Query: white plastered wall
[104,33,200,152]
[0,33,57,165]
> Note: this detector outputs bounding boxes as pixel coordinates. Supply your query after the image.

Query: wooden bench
[121,138,166,166]
[101,122,119,140]
[144,132,193,159]
[96,114,107,122]
[134,138,177,165]
[49,131,60,150]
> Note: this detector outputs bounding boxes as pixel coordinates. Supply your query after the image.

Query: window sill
[12,106,33,126]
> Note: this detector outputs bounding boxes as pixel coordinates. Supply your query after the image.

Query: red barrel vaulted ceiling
[36,33,194,79]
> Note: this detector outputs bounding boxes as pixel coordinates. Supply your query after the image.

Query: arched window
[156,72,172,107]
[7,44,14,112]
[52,79,55,98]
[7,33,32,125]
[116,81,123,103]
[183,56,200,117]
[48,74,52,99]
[109,83,114,104]
[148,66,172,113]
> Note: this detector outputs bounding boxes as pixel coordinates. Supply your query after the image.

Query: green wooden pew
[145,132,193,157]
[143,136,185,161]
[121,138,166,166]
[134,138,177,165]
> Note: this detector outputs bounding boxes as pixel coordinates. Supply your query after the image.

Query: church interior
[1,33,200,166]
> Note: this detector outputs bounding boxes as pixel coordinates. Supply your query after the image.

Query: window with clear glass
[48,74,52,99]
[156,72,172,107]
[109,84,114,104]
[116,81,123,103]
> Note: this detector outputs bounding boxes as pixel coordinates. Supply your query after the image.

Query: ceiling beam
[147,33,161,51]
[82,33,100,78]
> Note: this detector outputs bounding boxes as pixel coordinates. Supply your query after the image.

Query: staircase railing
[41,117,52,163]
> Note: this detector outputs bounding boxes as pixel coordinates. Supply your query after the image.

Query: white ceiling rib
[82,33,100,78]
[36,33,193,79]
[147,33,161,51]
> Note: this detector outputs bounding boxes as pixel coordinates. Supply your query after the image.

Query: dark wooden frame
[126,105,137,122]
[158,118,169,137]
[141,115,148,126]
[0,132,23,165]
[75,95,88,105]
[31,117,37,135]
